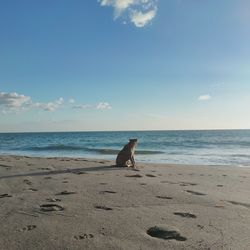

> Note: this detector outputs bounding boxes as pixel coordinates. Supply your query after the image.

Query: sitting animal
[116,139,138,168]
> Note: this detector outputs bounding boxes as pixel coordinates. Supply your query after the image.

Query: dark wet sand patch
[174,212,197,218]
[95,205,113,211]
[40,203,64,212]
[147,226,187,241]
[186,190,206,196]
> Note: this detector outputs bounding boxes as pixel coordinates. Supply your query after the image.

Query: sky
[0,0,250,132]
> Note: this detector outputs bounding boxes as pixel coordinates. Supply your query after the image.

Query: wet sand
[1,155,250,250]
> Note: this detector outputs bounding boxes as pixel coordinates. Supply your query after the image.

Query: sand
[1,155,250,250]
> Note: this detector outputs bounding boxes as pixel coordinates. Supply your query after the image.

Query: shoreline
[1,154,250,170]
[1,155,250,249]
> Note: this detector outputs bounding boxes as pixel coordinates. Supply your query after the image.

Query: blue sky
[0,0,250,132]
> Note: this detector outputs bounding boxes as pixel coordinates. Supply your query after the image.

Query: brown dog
[116,139,138,168]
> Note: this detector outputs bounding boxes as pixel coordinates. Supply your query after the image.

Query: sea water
[0,130,250,166]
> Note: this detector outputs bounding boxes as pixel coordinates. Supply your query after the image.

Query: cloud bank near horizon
[98,0,158,27]
[0,91,111,113]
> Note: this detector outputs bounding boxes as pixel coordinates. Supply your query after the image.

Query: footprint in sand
[20,225,37,232]
[40,204,64,212]
[23,179,32,185]
[99,190,117,194]
[46,198,61,202]
[99,183,108,185]
[56,191,77,195]
[74,234,94,240]
[156,196,173,200]
[179,182,197,187]
[95,205,113,211]
[147,225,187,241]
[174,212,197,218]
[146,174,157,178]
[28,188,38,192]
[217,185,223,187]
[0,164,12,169]
[0,193,12,198]
[140,183,147,186]
[226,200,250,209]
[186,190,206,196]
[44,177,52,180]
[125,174,143,178]
[73,171,87,175]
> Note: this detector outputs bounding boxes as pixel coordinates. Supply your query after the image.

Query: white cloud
[0,91,111,113]
[98,0,157,27]
[96,102,112,109]
[198,94,211,101]
[32,97,64,112]
[68,98,75,104]
[0,92,31,112]
[130,9,156,27]
[73,102,112,110]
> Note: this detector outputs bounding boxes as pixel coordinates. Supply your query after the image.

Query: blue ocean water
[0,130,250,166]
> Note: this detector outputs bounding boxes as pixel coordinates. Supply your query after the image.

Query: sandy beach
[1,155,250,250]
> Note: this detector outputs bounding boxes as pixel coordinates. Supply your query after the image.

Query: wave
[22,145,164,155]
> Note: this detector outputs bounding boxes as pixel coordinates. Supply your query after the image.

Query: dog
[116,139,138,168]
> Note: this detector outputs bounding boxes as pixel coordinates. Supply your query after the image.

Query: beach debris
[0,193,12,198]
[74,234,94,240]
[186,190,206,196]
[56,190,77,195]
[174,212,197,218]
[95,205,113,211]
[147,225,187,241]
[40,203,64,212]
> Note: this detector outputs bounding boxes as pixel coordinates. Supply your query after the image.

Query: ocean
[0,130,250,167]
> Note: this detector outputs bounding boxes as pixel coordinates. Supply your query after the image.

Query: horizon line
[0,128,250,134]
